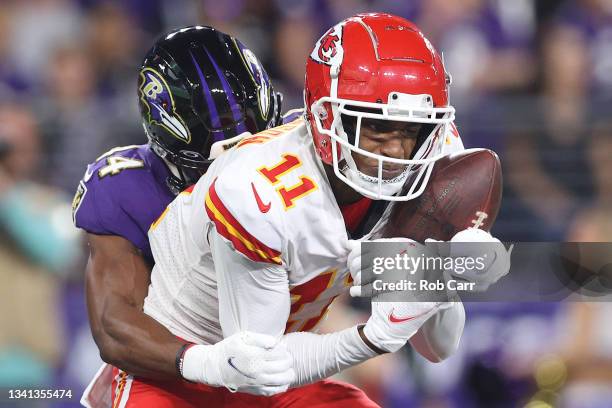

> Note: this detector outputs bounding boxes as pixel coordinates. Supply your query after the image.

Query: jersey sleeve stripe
[205,179,282,265]
[149,206,170,231]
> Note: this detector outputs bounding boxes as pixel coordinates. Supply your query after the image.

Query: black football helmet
[138,26,282,193]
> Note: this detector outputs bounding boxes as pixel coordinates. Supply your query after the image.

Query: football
[379,148,503,242]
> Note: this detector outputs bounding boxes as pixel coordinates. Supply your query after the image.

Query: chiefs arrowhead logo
[318,31,339,63]
[311,23,344,66]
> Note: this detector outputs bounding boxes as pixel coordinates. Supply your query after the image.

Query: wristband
[175,342,195,380]
[357,324,388,355]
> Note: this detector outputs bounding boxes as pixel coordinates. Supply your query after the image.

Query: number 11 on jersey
[258,154,317,210]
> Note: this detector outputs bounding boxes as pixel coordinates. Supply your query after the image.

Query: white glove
[363,300,441,353]
[446,228,512,291]
[347,237,420,298]
[347,238,444,353]
[182,331,295,396]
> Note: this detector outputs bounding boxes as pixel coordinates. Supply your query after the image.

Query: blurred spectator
[552,302,612,408]
[198,0,281,71]
[552,172,612,407]
[0,102,80,388]
[566,121,612,244]
[552,0,612,101]
[587,123,612,206]
[557,204,612,407]
[39,43,141,194]
[505,0,612,241]
[400,0,539,198]
[502,12,598,241]
[0,103,81,272]
[6,0,82,86]
[416,303,560,407]
[273,15,318,109]
[0,7,30,97]
[157,0,201,31]
[568,205,612,243]
[85,2,141,98]
[519,119,612,408]
[409,0,536,109]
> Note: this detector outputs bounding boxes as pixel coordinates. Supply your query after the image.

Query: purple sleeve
[74,173,152,258]
[72,147,174,260]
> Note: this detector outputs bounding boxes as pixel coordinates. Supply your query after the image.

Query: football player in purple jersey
[75,26,299,406]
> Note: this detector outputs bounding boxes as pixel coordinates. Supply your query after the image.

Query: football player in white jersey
[138,13,510,407]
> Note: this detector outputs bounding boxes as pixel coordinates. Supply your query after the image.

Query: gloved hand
[182,331,295,396]
[347,237,423,298]
[347,238,447,353]
[363,300,441,353]
[432,228,512,291]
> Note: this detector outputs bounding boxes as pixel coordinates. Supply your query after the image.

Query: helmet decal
[189,51,223,140]
[310,23,344,66]
[202,48,248,136]
[235,40,272,120]
[139,67,191,143]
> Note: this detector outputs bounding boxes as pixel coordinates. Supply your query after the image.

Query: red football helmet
[305,13,455,201]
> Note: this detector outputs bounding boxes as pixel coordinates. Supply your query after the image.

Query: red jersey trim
[205,178,282,265]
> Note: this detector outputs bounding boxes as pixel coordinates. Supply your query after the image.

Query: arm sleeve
[409,301,465,362]
[281,326,378,387]
[209,229,290,337]
[209,232,378,386]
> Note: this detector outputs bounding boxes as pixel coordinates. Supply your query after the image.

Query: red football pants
[110,367,380,408]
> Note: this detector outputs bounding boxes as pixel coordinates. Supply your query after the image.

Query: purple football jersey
[72,144,174,262]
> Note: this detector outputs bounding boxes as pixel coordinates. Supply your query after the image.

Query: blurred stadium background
[0,0,611,407]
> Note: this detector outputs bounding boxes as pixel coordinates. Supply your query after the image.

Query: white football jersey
[144,119,464,344]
